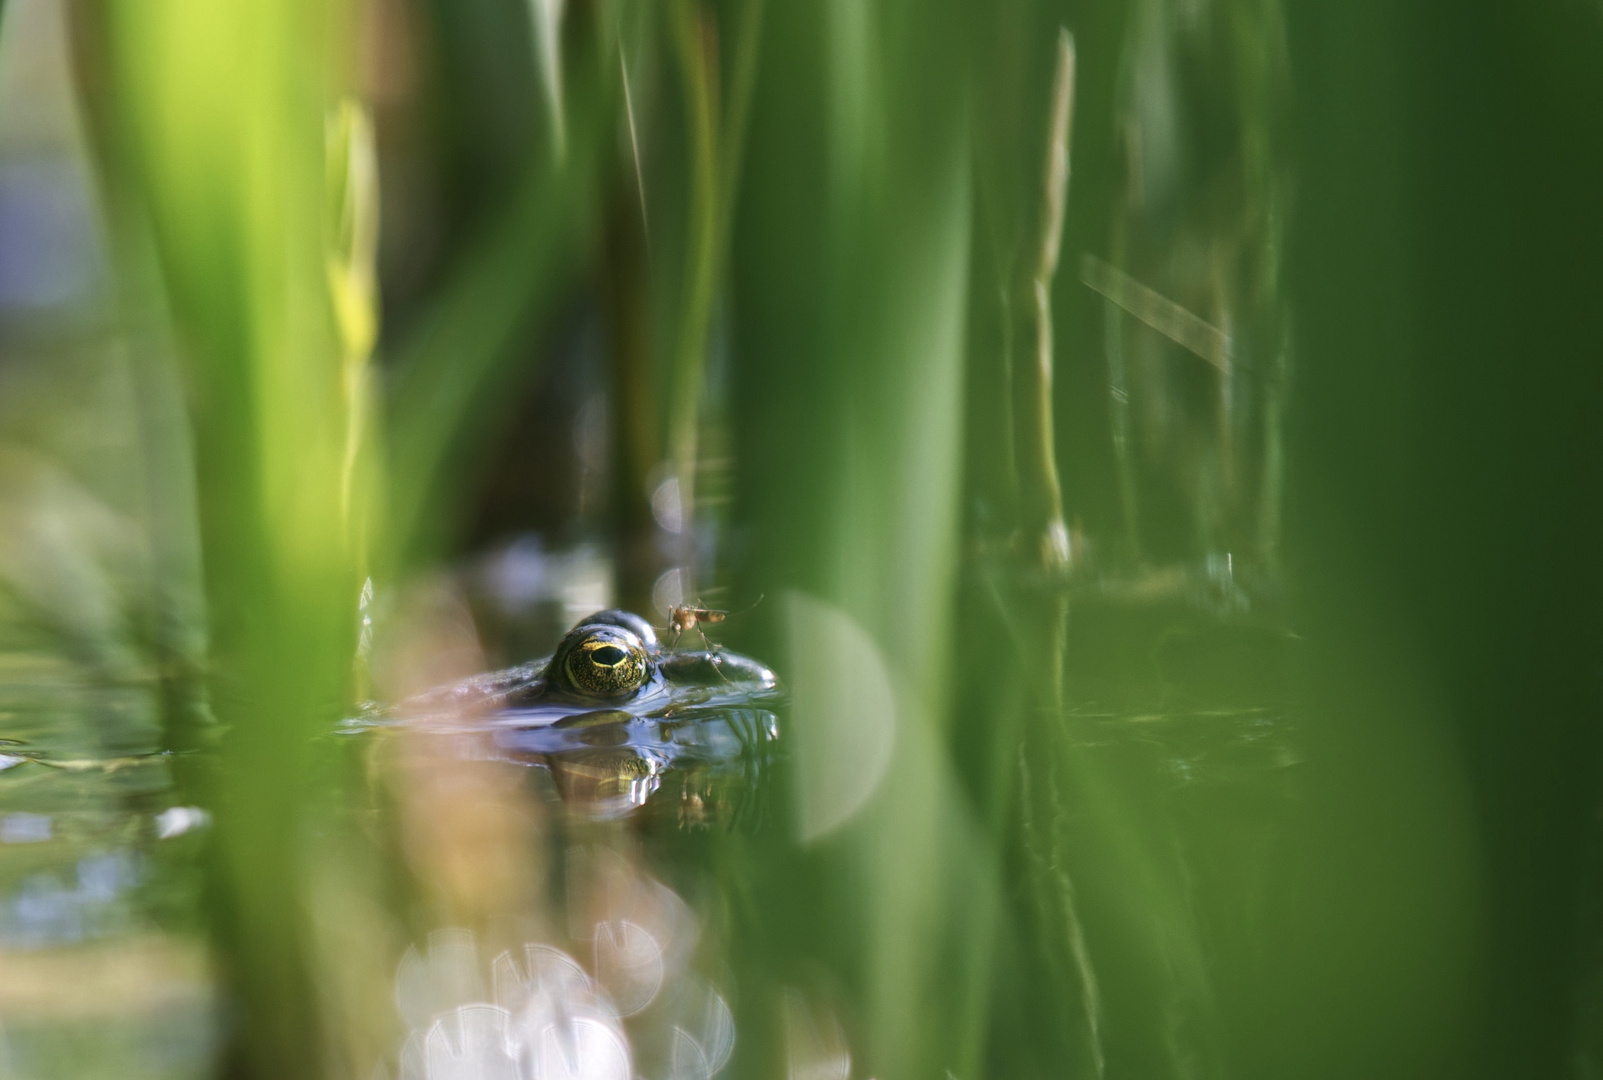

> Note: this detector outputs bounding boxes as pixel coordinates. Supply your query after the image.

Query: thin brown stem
[1012,29,1076,570]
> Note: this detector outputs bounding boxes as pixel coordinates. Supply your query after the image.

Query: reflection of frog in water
[377,610,782,820]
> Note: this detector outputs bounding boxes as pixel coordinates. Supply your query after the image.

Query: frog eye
[563,629,649,697]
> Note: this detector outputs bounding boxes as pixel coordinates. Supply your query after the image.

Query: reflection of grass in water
[0,936,211,1020]
[0,751,215,1075]
[0,1008,216,1080]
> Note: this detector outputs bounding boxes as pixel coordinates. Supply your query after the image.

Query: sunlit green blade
[91,3,361,1077]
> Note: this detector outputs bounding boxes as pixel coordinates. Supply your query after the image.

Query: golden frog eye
[562,628,649,697]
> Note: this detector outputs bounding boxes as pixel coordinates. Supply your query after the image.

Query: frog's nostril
[591,645,628,667]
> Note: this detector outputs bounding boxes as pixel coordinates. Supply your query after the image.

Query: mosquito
[663,594,763,650]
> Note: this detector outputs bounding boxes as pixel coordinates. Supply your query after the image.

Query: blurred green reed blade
[86,3,363,1078]
[730,1,993,1076]
[384,64,610,569]
[67,0,214,777]
[1286,1,1603,1076]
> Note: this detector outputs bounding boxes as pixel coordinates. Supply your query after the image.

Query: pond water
[0,727,214,1078]
[0,566,1306,1080]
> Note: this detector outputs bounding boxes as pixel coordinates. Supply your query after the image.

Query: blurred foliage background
[0,0,1597,1078]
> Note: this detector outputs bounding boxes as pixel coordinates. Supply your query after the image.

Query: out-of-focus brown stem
[663,0,764,561]
[384,73,607,570]
[717,0,765,253]
[603,184,661,613]
[666,0,720,545]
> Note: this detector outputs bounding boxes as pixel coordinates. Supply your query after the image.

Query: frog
[366,609,782,819]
